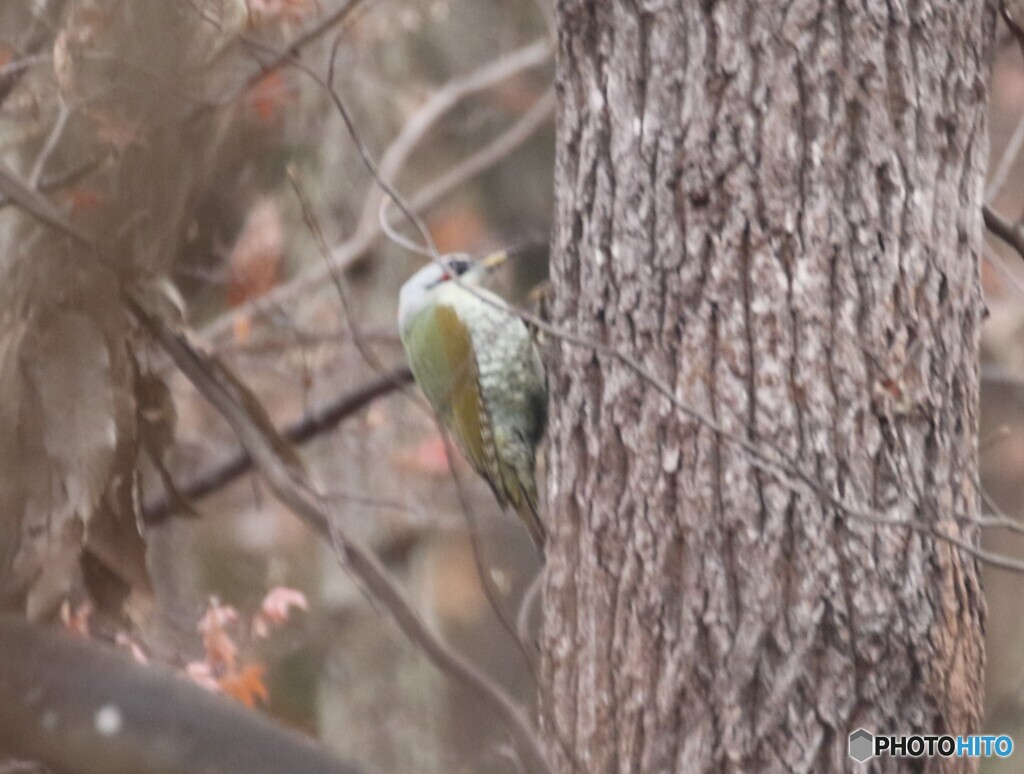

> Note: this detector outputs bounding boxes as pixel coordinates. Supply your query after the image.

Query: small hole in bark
[690,190,710,208]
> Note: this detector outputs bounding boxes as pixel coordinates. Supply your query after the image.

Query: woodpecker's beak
[478,250,510,272]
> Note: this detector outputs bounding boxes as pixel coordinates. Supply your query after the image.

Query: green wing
[403,298,547,551]
[403,303,502,493]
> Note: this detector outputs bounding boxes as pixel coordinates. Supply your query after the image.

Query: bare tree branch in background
[142,366,413,524]
[2,132,1021,582]
[989,4,1024,255]
[184,0,366,117]
[202,41,555,342]
[0,161,92,244]
[984,204,1024,259]
[357,39,551,239]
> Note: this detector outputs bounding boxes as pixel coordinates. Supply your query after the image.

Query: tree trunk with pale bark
[542,2,990,771]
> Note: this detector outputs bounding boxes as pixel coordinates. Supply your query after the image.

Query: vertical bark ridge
[543,1,991,770]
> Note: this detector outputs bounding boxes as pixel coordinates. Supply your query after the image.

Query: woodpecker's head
[398,252,508,330]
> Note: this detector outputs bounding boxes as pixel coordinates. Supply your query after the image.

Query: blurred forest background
[979,17,1024,774]
[0,1,551,771]
[8,0,1024,772]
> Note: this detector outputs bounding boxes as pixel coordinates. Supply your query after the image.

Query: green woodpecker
[398,252,547,551]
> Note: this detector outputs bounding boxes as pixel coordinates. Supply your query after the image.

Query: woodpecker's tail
[515,489,547,556]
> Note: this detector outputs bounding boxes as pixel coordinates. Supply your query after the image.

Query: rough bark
[542,2,990,771]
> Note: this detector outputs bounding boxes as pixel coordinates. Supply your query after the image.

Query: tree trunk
[542,2,990,771]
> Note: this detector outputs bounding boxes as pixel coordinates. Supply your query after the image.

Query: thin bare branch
[984,204,1024,258]
[28,101,72,189]
[517,571,543,648]
[202,81,555,343]
[287,166,392,373]
[281,38,439,258]
[142,366,412,524]
[986,110,1024,203]
[187,0,366,118]
[0,153,106,211]
[127,294,551,774]
[978,484,1024,538]
[411,87,554,206]
[438,430,540,680]
[0,160,92,245]
[359,39,551,239]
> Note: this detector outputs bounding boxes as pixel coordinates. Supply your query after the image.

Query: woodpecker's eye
[447,258,472,276]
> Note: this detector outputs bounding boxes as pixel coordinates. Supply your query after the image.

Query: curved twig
[358,40,551,240]
[201,48,555,343]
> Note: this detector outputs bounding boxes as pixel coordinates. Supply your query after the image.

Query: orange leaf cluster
[219,664,270,707]
[187,598,265,705]
[185,589,307,708]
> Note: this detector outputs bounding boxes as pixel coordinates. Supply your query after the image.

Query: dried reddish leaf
[427,205,488,253]
[393,435,455,478]
[227,197,283,308]
[198,598,240,671]
[58,186,106,215]
[233,314,253,343]
[84,107,146,151]
[244,70,295,124]
[60,599,92,638]
[115,632,149,665]
[262,586,308,620]
[219,664,269,708]
[253,587,308,637]
[492,77,541,112]
[186,661,222,693]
